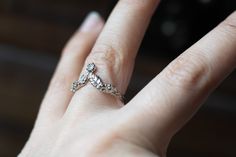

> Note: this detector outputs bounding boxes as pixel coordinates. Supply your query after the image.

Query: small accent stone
[107,84,112,90]
[71,88,76,93]
[94,76,98,81]
[96,84,101,89]
[79,72,89,84]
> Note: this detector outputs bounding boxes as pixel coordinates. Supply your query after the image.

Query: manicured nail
[80,11,102,32]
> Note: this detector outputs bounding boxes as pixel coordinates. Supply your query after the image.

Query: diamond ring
[71,63,124,102]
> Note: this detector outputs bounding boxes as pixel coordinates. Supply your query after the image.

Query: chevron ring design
[71,63,124,102]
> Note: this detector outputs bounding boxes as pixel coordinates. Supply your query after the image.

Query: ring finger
[70,0,161,110]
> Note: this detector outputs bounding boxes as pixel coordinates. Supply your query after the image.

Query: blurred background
[0,0,235,156]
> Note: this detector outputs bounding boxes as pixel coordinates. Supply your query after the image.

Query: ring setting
[71,63,124,102]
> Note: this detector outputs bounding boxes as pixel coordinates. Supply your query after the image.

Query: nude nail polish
[80,12,102,32]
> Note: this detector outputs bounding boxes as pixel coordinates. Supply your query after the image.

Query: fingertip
[80,11,105,33]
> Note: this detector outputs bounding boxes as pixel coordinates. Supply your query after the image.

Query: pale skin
[18,0,236,157]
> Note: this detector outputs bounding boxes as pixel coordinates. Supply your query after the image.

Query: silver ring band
[71,63,124,102]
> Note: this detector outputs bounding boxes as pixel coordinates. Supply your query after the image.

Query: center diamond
[86,63,96,72]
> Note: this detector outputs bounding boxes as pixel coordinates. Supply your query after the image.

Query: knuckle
[87,44,124,75]
[220,11,236,35]
[163,53,210,90]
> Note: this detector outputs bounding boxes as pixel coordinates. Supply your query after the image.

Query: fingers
[124,12,236,147]
[72,0,161,106]
[37,12,104,124]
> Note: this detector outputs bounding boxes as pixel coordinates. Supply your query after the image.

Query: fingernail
[80,11,102,32]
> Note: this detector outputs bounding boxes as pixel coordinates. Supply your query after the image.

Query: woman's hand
[19,1,236,157]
